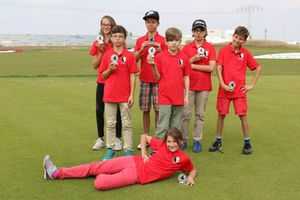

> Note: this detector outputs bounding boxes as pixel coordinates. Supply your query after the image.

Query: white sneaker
[92,138,105,150]
[137,143,150,150]
[43,155,57,180]
[114,138,123,151]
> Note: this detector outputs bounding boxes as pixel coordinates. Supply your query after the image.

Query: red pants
[54,156,138,190]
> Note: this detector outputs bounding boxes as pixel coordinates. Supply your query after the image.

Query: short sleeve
[217,48,224,66]
[246,51,260,71]
[181,157,194,172]
[208,45,217,61]
[89,41,98,56]
[99,53,109,73]
[129,54,139,73]
[149,138,163,151]
[134,39,141,52]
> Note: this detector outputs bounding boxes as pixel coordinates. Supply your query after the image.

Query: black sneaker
[208,141,222,152]
[242,143,252,155]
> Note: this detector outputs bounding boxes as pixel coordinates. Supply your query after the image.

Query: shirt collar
[192,39,208,48]
[165,48,181,57]
[229,43,243,54]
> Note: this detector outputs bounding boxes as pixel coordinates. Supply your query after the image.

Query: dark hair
[163,128,183,145]
[234,26,249,41]
[165,27,182,41]
[99,15,116,35]
[111,25,127,38]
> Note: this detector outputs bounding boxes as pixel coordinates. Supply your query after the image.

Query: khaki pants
[155,105,183,139]
[105,102,132,151]
[180,91,209,141]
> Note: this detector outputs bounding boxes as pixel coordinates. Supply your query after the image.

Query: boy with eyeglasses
[100,25,139,160]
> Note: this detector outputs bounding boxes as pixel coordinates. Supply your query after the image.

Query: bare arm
[92,53,104,69]
[191,60,216,73]
[128,73,136,108]
[184,75,190,107]
[216,64,231,91]
[186,167,197,186]
[241,65,262,93]
[148,56,160,80]
[101,63,116,79]
[140,135,152,163]
[134,41,149,61]
[92,43,106,69]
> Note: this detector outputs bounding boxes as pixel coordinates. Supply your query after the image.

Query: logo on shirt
[178,59,183,67]
[121,56,127,63]
[238,53,244,60]
[172,156,180,164]
[148,36,155,43]
[205,50,209,56]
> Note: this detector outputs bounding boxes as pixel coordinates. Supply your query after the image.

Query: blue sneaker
[124,150,133,156]
[149,149,156,156]
[102,148,116,161]
[193,140,202,153]
[242,143,252,155]
[181,141,188,150]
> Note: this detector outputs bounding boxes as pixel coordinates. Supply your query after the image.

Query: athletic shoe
[137,143,150,150]
[43,155,57,180]
[124,150,133,156]
[102,148,116,161]
[114,138,123,151]
[149,149,156,156]
[180,141,188,150]
[208,141,222,152]
[92,138,105,150]
[192,140,202,153]
[242,143,252,155]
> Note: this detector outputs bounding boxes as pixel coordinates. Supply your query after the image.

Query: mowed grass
[0,48,92,76]
[1,46,300,76]
[0,47,300,200]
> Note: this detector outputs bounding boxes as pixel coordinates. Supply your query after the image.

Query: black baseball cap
[192,19,207,30]
[143,10,159,21]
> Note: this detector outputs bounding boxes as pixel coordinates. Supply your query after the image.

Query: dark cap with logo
[143,10,160,21]
[192,19,207,30]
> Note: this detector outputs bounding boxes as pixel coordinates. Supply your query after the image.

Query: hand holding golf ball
[228,81,236,91]
[148,47,156,57]
[109,54,118,70]
[96,34,104,44]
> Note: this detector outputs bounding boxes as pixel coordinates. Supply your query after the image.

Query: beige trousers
[180,90,209,141]
[105,102,132,151]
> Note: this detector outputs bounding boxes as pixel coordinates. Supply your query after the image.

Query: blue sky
[1,0,299,41]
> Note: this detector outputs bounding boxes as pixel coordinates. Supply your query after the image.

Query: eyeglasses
[101,23,112,27]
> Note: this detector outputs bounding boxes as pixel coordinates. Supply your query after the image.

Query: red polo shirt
[217,43,260,98]
[182,39,216,91]
[99,48,139,102]
[155,50,191,105]
[89,40,113,83]
[134,138,194,184]
[134,32,167,83]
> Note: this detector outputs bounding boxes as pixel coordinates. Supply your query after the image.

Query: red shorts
[217,97,247,115]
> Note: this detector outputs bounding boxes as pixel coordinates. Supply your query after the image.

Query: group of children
[43,10,261,191]
[90,10,261,158]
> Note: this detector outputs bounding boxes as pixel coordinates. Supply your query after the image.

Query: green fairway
[0,47,300,199]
